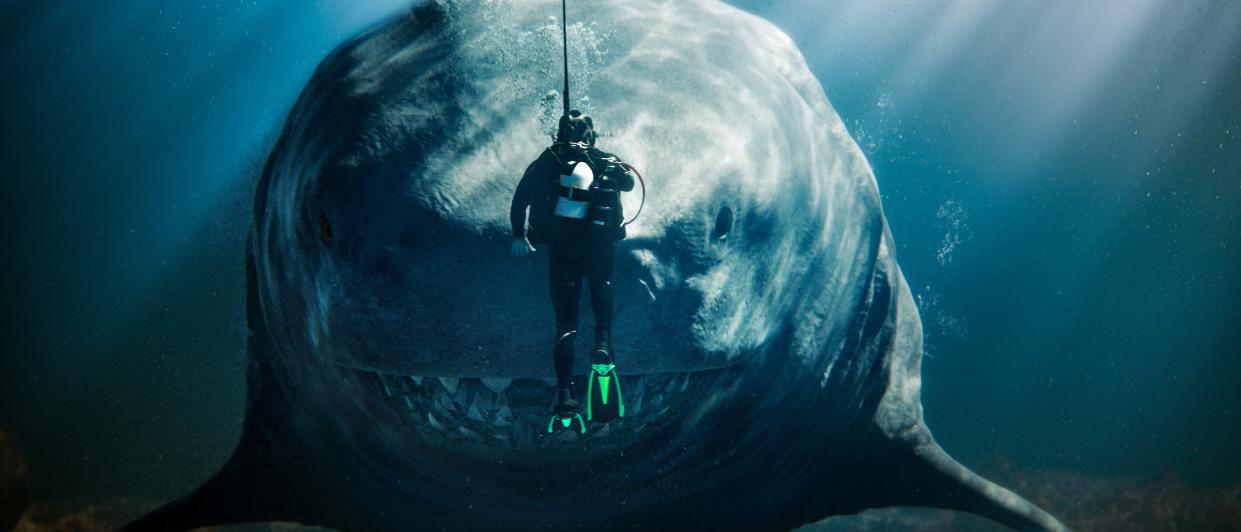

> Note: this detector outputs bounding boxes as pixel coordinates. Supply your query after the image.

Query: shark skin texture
[123,1,1067,531]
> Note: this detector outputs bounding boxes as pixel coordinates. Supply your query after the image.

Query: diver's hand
[511,236,535,257]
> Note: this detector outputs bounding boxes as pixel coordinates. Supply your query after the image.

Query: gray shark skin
[123,1,1066,531]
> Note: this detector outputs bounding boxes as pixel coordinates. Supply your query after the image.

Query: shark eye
[713,206,733,240]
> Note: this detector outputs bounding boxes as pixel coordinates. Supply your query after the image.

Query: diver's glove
[511,236,536,257]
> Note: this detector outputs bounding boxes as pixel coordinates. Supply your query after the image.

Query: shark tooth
[378,373,393,397]
[435,389,457,413]
[458,426,483,441]
[427,412,445,432]
[664,375,680,394]
[494,405,512,427]
[411,375,424,386]
[467,402,485,422]
[438,376,459,395]
[480,377,512,394]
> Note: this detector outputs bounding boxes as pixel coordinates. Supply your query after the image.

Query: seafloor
[3,428,1237,531]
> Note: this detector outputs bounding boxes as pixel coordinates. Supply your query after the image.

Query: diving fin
[548,390,586,434]
[586,348,624,423]
[547,412,586,434]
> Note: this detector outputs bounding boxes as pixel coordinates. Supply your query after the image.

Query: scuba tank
[554,160,594,220]
[551,150,625,237]
[586,171,621,230]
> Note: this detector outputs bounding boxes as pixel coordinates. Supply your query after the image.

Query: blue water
[1,0,1238,528]
[735,0,1241,490]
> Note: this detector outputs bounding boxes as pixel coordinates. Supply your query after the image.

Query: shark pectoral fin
[888,431,1070,532]
[119,379,312,531]
[118,447,303,532]
[121,242,324,532]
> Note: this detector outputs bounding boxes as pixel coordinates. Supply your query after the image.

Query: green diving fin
[586,358,624,423]
[547,412,586,434]
[548,392,586,434]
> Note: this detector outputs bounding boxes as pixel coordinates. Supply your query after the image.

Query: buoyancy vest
[546,143,628,242]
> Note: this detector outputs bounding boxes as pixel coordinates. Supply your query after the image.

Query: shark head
[126,1,1065,531]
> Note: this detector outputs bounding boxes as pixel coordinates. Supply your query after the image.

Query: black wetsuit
[510,143,636,392]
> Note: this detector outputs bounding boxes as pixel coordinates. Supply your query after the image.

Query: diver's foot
[592,329,612,363]
[554,388,579,416]
[590,345,614,369]
[549,389,585,434]
[554,398,579,416]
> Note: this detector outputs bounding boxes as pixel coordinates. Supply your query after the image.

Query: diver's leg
[583,244,622,424]
[587,244,616,361]
[549,251,582,396]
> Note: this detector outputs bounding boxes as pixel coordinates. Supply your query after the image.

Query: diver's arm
[509,153,547,256]
[510,154,547,238]
[510,172,533,239]
[511,235,535,257]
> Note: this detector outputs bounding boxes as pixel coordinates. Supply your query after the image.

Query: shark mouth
[342,366,738,457]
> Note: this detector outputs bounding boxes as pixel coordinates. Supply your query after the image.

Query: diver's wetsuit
[510,143,635,392]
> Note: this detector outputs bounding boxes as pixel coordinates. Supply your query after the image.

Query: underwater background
[1,0,1238,529]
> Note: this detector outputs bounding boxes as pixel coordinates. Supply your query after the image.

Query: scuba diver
[510,110,637,432]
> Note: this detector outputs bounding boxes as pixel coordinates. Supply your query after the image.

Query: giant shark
[124,1,1067,530]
